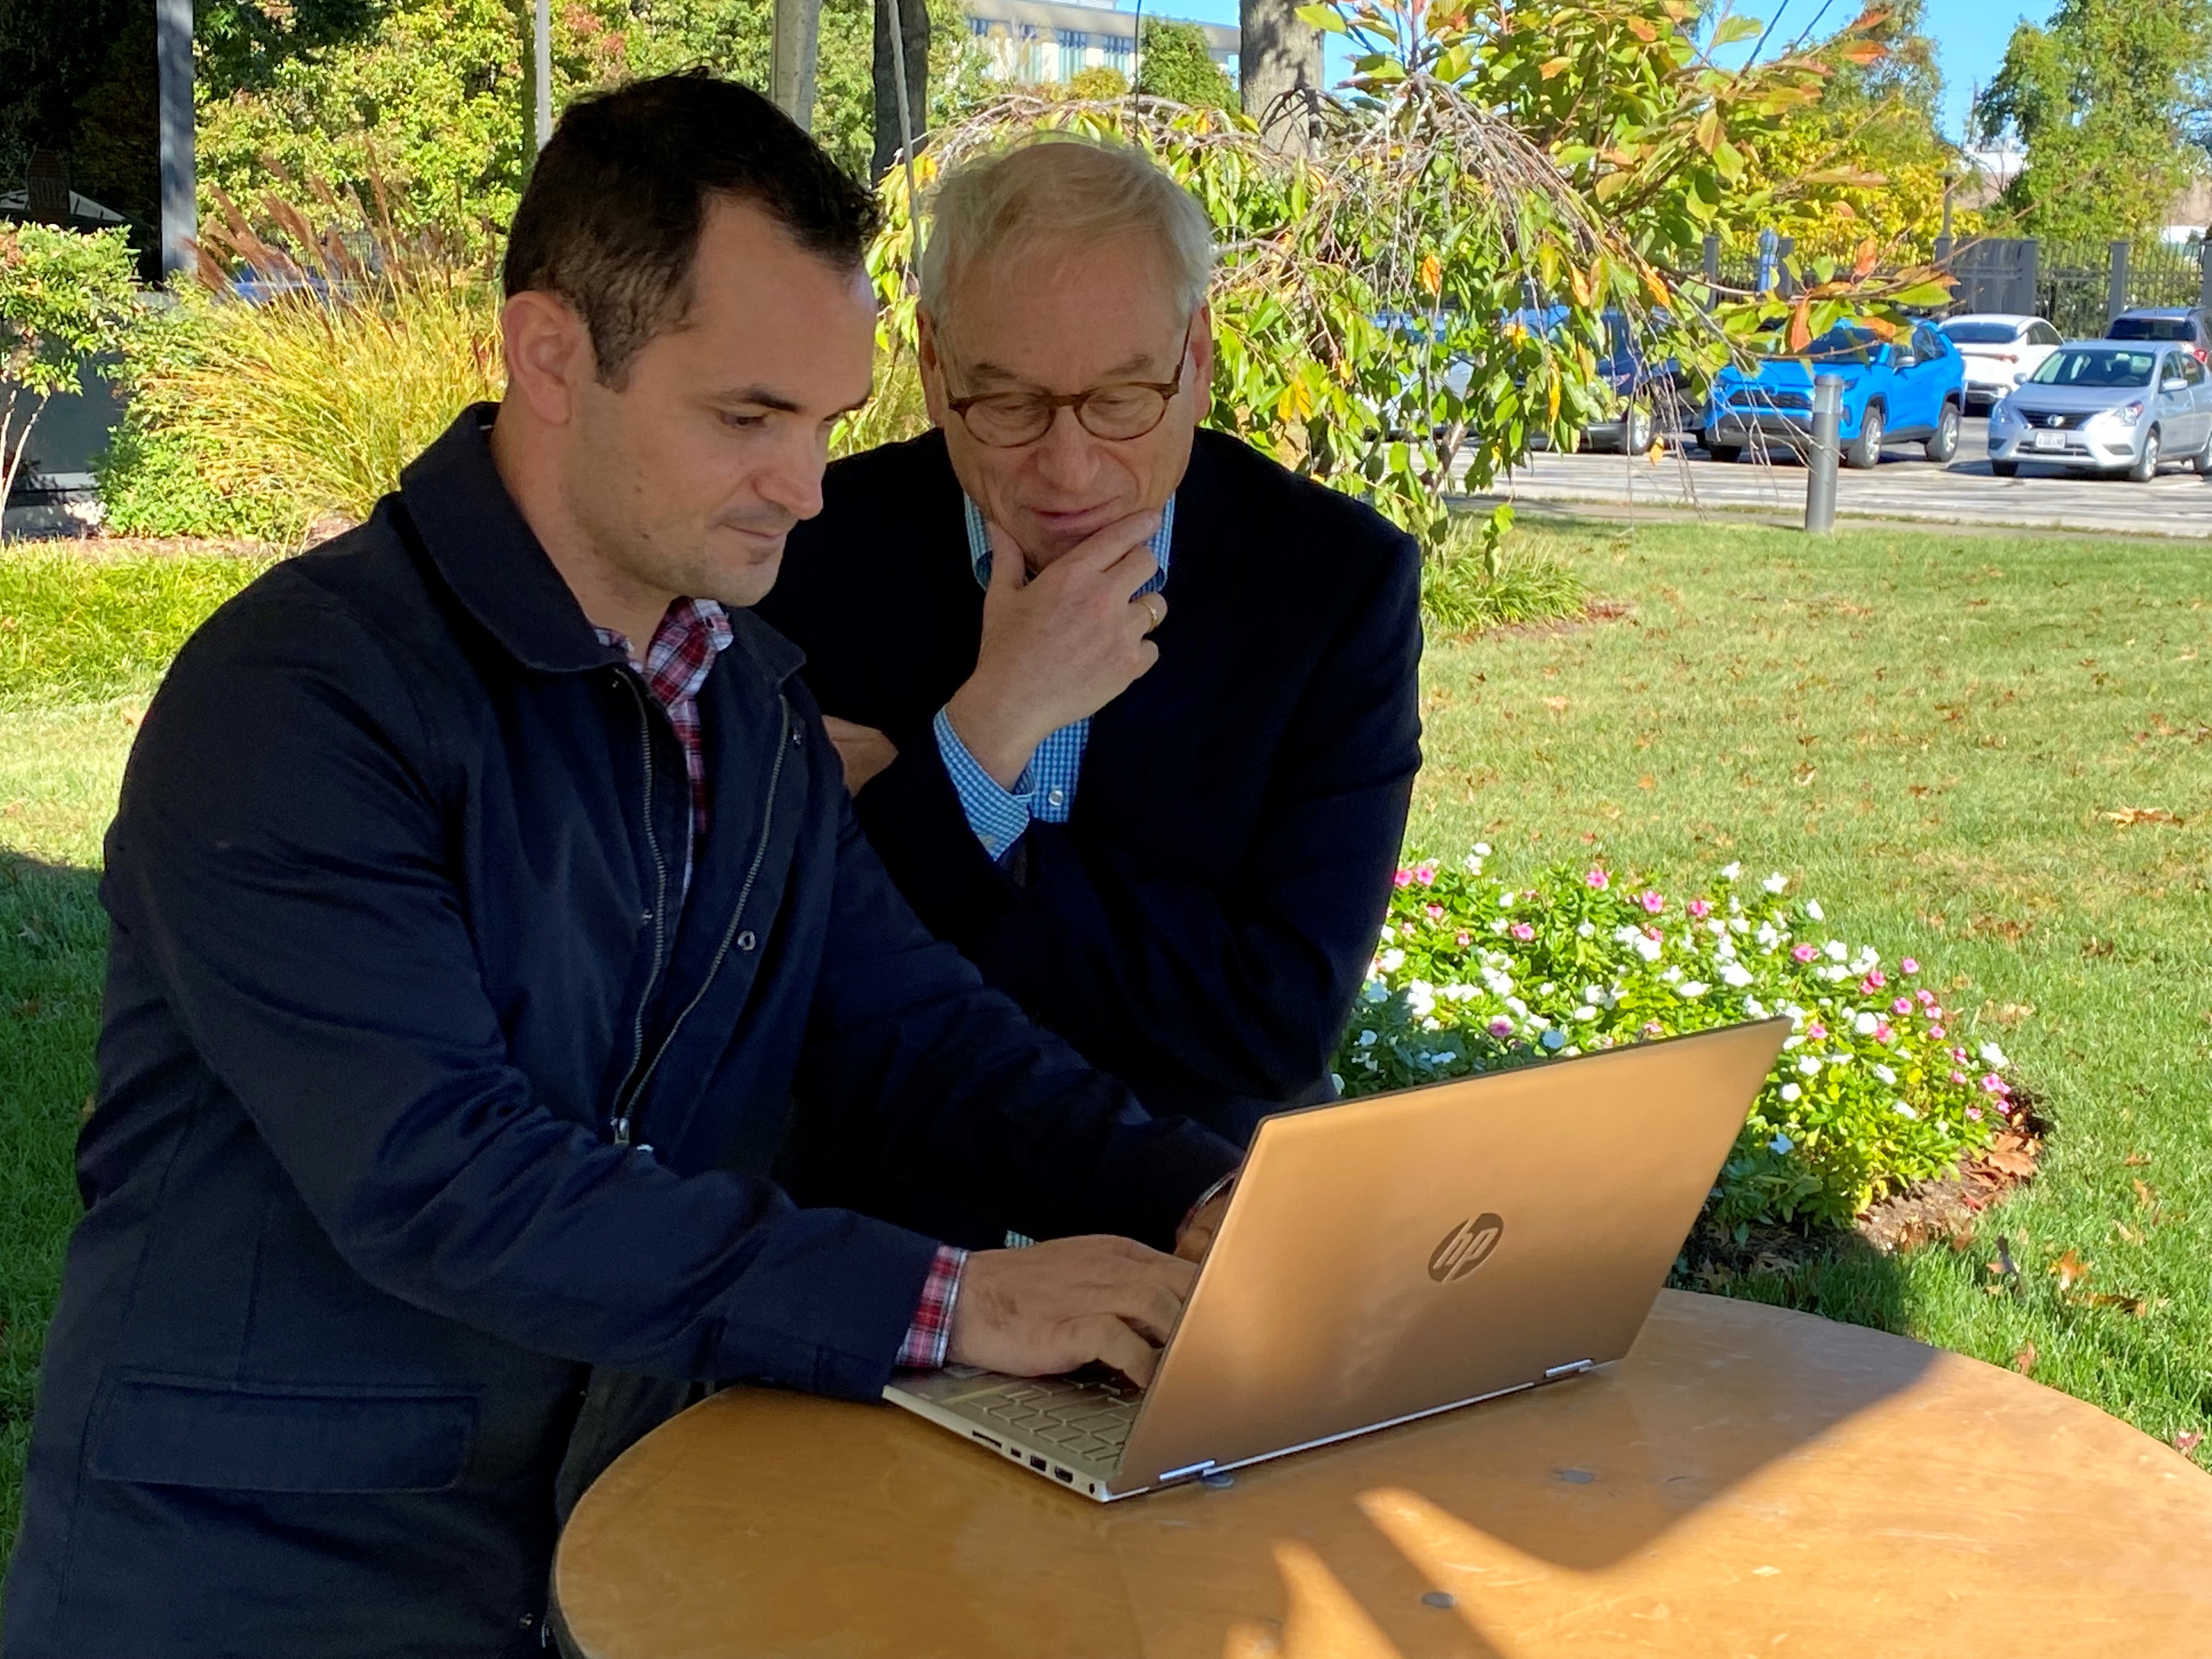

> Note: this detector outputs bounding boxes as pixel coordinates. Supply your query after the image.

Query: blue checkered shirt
[933,495,1175,860]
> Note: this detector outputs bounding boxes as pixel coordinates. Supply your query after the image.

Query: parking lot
[1474,417,2212,539]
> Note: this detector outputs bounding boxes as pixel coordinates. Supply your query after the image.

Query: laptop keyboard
[938,1367,1141,1465]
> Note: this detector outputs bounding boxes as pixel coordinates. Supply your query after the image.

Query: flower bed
[1334,851,2019,1231]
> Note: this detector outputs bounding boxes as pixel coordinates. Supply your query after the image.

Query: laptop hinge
[1544,1359,1595,1379]
[1158,1459,1216,1483]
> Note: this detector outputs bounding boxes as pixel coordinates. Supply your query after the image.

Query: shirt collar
[961,494,1176,588]
[594,598,735,703]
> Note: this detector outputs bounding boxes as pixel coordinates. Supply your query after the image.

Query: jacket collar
[397,402,803,687]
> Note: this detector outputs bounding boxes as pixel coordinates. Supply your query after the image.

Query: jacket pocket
[88,1373,478,1494]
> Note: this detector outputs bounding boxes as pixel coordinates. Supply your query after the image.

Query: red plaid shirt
[594,599,733,897]
[599,598,967,1369]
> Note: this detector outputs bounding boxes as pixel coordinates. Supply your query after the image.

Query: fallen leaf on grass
[1982,1141,2037,1180]
[1543,696,1570,712]
[2081,936,2117,959]
[2010,1344,2037,1375]
[2101,806,2183,827]
[2050,1249,2091,1293]
[2073,1291,2151,1317]
[2113,1222,2144,1246]
[2123,1152,2151,1167]
[2134,1178,2159,1211]
[2176,1431,2205,1457]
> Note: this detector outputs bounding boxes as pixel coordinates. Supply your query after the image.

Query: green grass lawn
[1,522,2207,1571]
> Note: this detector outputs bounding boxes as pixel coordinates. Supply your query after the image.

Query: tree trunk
[773,0,824,132]
[1238,0,1323,155]
[872,0,930,180]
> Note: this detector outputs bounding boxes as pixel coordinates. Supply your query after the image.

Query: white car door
[2181,353,2212,454]
[2153,351,2202,455]
[2021,321,2062,383]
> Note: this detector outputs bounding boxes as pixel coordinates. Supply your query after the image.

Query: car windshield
[1796,325,1880,363]
[2108,316,2192,341]
[1943,320,2022,345]
[2028,347,2157,388]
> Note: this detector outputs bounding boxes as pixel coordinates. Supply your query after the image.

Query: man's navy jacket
[2,408,1238,1659]
[755,428,1421,1238]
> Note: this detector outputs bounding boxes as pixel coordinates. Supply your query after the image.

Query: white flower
[1463,851,1486,874]
[1798,1056,1821,1076]
[1872,1063,1896,1085]
[1854,1012,1879,1036]
[1745,996,1768,1018]
[1497,886,1516,907]
[1829,1052,1852,1068]
[1441,982,1480,1002]
[1633,934,1663,963]
[1330,1071,1345,1092]
[1979,1042,2008,1069]
[1560,1045,1582,1057]
[1763,872,1788,893]
[1721,962,1754,988]
[1377,948,1406,974]
[1491,918,1509,934]
[1779,1083,1802,1102]
[1715,936,1739,961]
[1804,899,1825,922]
[1583,984,1606,1003]
[1824,941,1849,962]
[1539,981,1556,996]
[1481,966,1514,996]
[1505,996,1528,1017]
[1403,980,1436,1019]
[1358,1029,1378,1047]
[1768,1132,1794,1153]
[1730,915,1750,933]
[1755,922,1781,949]
[1613,924,1645,946]
[1678,981,1709,998]
[1576,921,1596,938]
[1576,1004,1601,1022]
[1892,1101,1919,1120]
[1474,842,1492,856]
[1362,978,1390,1004]
[1662,964,1684,984]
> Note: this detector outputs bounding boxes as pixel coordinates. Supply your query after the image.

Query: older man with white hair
[757,137,1421,1244]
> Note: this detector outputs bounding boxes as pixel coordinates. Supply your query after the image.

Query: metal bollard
[1804,375,1842,535]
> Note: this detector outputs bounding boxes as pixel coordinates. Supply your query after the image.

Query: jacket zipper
[609,693,793,1147]
[608,672,670,1146]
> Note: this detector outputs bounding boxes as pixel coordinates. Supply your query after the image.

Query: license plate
[2032,430,2066,451]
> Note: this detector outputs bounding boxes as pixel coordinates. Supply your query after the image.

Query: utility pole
[157,0,195,277]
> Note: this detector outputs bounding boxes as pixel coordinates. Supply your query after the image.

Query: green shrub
[1339,851,2019,1231]
[0,548,271,708]
[1420,512,1588,636]
[1137,20,1237,110]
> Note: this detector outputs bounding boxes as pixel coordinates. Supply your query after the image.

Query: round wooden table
[554,1290,2212,1658]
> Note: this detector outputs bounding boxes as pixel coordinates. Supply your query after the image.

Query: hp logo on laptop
[1428,1214,1504,1283]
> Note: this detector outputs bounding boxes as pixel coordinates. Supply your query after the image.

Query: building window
[1104,32,1134,72]
[1058,29,1087,82]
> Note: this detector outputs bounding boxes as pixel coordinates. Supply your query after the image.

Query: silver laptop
[884,1015,1790,1501]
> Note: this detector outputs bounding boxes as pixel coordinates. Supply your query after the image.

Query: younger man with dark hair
[2,76,1236,1659]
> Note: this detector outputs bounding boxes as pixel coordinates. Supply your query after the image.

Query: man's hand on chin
[821,716,898,794]
[945,1235,1196,1387]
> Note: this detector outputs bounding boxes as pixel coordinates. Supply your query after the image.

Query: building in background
[963,0,1237,87]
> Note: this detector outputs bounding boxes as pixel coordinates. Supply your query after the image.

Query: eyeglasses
[946,324,1194,448]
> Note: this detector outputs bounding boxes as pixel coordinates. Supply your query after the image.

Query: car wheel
[1925,402,1961,464]
[1703,434,1741,463]
[1990,460,2019,478]
[2192,431,2212,476]
[1622,403,1656,455]
[1844,403,1884,470]
[2126,426,2161,483]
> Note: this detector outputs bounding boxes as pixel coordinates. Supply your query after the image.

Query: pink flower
[1401,922,1416,938]
[1927,1024,1946,1039]
[1980,1073,2005,1094]
[1488,1016,1515,1038]
[1900,957,1919,975]
[1454,931,1471,947]
[1585,867,1611,891]
[1806,1022,1829,1040]
[1792,944,1819,963]
[1688,898,1712,919]
[1864,969,1887,990]
[1892,997,1914,1015]
[1966,1105,1983,1121]
[1510,922,1536,941]
[1875,1023,1894,1043]
[1916,988,1937,1006]
[1425,904,1446,922]
[1641,1020,1664,1039]
[1640,890,1666,914]
[1393,868,1414,888]
[1950,1070,1968,1085]
[1414,861,1439,886]
[1951,1046,1970,1064]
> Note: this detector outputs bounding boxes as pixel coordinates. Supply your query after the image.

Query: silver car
[1987,341,2212,481]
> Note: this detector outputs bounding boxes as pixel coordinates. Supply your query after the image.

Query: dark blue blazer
[2,408,1238,1659]
[755,428,1421,1238]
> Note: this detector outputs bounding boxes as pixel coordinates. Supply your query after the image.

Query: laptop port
[1028,1455,1047,1471]
[1053,1466,1074,1483]
[970,1432,1002,1450]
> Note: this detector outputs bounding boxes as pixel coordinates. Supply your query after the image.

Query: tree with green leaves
[1137,19,1238,111]
[1973,0,2212,241]
[1,224,138,528]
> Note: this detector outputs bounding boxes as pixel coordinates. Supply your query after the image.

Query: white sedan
[1941,314,2064,410]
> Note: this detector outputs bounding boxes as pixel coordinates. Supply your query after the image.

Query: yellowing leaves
[1418,252,1443,297]
[1276,376,1316,422]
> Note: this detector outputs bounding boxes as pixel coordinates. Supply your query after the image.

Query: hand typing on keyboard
[947,1234,1195,1386]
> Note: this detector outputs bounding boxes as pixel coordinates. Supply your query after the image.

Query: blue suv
[1702,320,1966,468]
